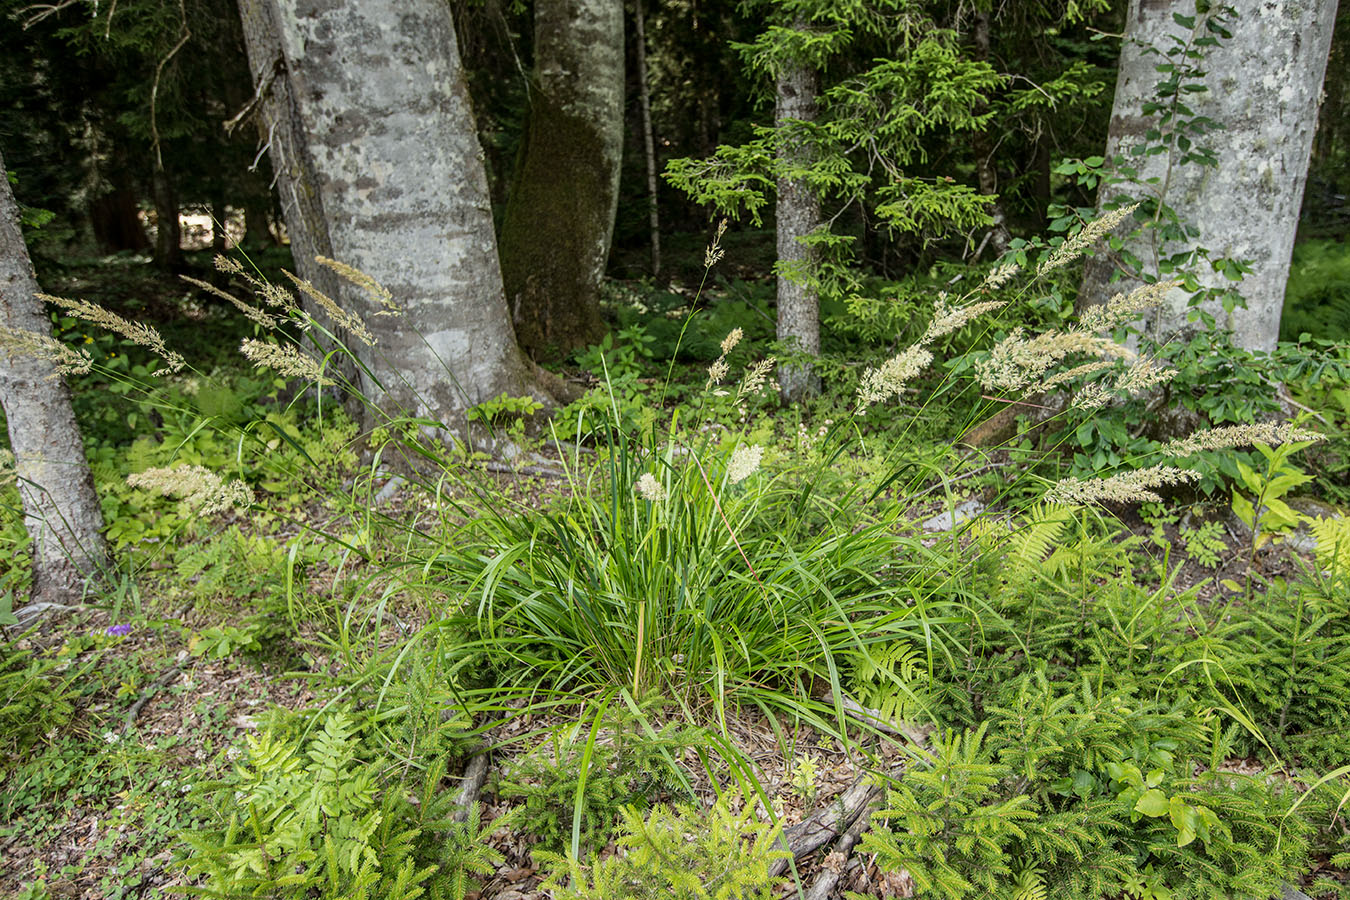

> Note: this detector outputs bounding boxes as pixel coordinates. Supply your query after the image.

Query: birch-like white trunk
[497,0,625,359]
[775,58,822,402]
[236,0,557,431]
[1081,0,1338,352]
[0,149,107,604]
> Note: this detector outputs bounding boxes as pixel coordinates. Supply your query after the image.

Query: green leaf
[1135,788,1169,817]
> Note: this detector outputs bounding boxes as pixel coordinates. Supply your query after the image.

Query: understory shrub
[180,711,509,900]
[539,789,789,900]
[859,673,1311,900]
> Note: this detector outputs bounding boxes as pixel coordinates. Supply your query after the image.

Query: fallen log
[803,802,874,900]
[769,766,898,878]
[452,750,491,823]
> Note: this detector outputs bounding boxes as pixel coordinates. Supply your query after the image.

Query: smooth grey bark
[0,150,107,605]
[634,0,661,277]
[496,0,624,359]
[971,8,1010,258]
[235,0,560,432]
[1081,0,1338,352]
[775,57,822,402]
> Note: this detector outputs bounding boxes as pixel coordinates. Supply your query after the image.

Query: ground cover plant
[3,205,1350,900]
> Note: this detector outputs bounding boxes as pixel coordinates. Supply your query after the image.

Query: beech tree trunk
[775,56,822,402]
[1081,0,1338,352]
[0,148,107,605]
[971,9,1010,258]
[235,0,561,432]
[496,0,624,360]
[634,0,661,277]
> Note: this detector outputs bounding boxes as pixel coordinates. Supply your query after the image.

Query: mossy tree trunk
[235,0,564,434]
[496,0,624,361]
[0,147,108,605]
[1080,0,1338,352]
[775,54,822,402]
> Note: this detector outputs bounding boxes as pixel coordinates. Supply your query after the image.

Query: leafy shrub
[181,712,509,900]
[540,789,788,900]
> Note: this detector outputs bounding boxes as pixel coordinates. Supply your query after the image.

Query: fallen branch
[452,750,491,823]
[769,769,893,878]
[803,800,875,900]
[122,663,184,735]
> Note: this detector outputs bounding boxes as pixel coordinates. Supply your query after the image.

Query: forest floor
[0,465,1337,900]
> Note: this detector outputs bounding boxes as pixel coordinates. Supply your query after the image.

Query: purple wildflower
[105,624,133,637]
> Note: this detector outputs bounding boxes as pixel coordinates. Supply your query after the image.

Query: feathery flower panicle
[240,339,333,385]
[736,358,775,402]
[316,256,400,315]
[855,345,933,411]
[0,325,94,376]
[634,473,667,503]
[127,465,255,515]
[980,261,1021,291]
[284,271,375,346]
[720,327,743,356]
[215,255,245,277]
[925,298,1006,342]
[1046,464,1200,506]
[1042,360,1116,390]
[704,219,729,269]
[180,275,278,329]
[1037,203,1139,276]
[38,294,185,373]
[976,328,1129,393]
[727,444,763,484]
[1162,423,1325,458]
[1078,280,1181,334]
[1113,356,1176,396]
[1072,382,1113,412]
[706,358,730,388]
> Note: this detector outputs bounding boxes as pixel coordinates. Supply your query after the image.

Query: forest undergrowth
[3,228,1350,900]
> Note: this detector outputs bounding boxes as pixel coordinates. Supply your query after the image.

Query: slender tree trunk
[1081,0,1338,352]
[971,9,1010,258]
[243,194,272,247]
[90,179,149,254]
[235,0,563,433]
[0,148,107,605]
[212,195,228,254]
[775,54,822,402]
[497,0,624,359]
[152,167,183,271]
[634,0,661,277]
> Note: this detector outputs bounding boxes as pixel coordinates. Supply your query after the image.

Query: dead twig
[122,663,183,735]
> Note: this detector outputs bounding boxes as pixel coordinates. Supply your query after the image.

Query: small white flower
[634,473,667,503]
[103,730,121,744]
[727,445,763,484]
